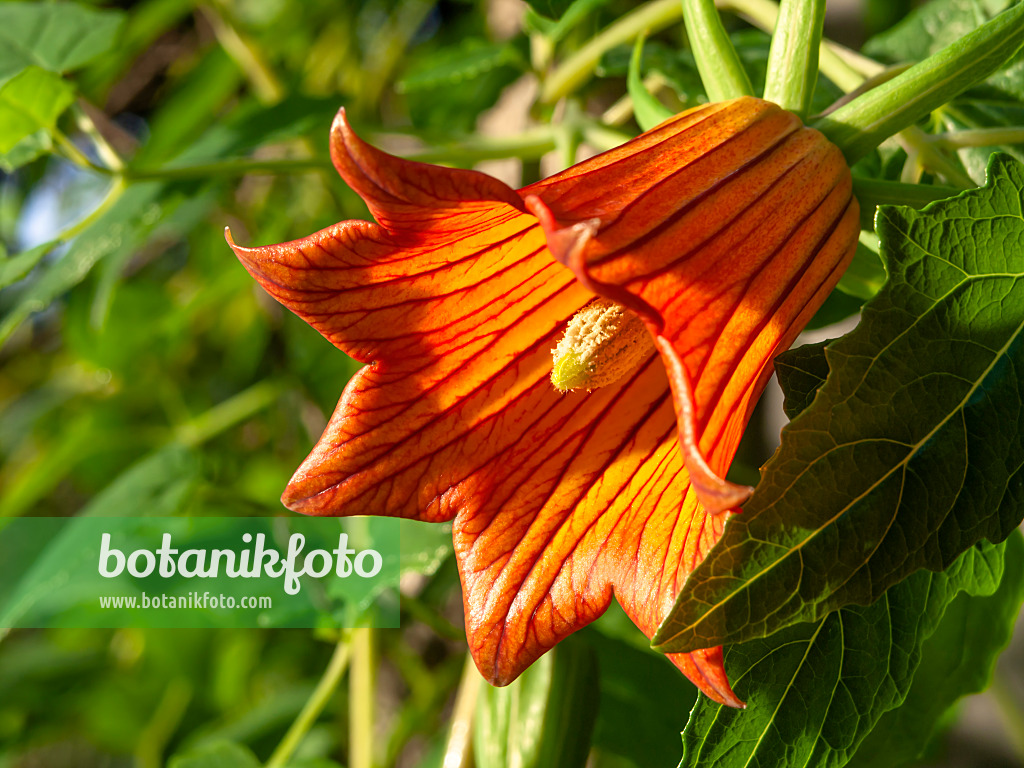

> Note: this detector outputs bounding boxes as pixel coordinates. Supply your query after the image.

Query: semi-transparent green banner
[0,517,399,628]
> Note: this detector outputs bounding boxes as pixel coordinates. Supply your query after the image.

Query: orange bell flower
[227,96,859,708]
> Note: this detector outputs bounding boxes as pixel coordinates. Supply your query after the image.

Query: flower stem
[762,0,825,116]
[683,0,754,101]
[850,177,959,213]
[173,379,285,448]
[933,126,1024,148]
[540,0,683,104]
[266,634,352,768]
[349,628,375,768]
[721,0,869,93]
[440,655,483,768]
[813,2,1024,162]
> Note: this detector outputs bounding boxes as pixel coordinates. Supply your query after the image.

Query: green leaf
[0,1,126,86]
[0,129,52,172]
[524,0,613,44]
[654,152,1024,654]
[0,240,55,290]
[848,531,1024,768]
[0,67,75,153]
[0,181,167,347]
[397,38,524,93]
[835,235,888,301]
[864,0,1014,64]
[77,445,202,518]
[167,741,262,768]
[679,539,1009,768]
[773,340,830,420]
[628,35,673,131]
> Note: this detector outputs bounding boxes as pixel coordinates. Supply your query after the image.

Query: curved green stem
[540,0,682,104]
[814,2,1024,162]
[762,0,825,115]
[683,0,754,101]
[52,128,107,175]
[59,177,127,241]
[265,635,352,768]
[898,126,977,189]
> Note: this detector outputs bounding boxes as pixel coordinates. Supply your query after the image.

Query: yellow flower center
[550,298,655,392]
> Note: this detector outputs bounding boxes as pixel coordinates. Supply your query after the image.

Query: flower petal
[526,97,859,512]
[228,101,858,710]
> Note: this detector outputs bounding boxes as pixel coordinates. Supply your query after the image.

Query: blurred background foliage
[0,0,1021,766]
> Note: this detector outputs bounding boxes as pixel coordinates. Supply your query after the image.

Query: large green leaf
[654,153,1024,653]
[864,0,1015,65]
[0,67,75,153]
[679,538,1013,768]
[848,532,1024,768]
[863,0,1024,184]
[0,1,125,86]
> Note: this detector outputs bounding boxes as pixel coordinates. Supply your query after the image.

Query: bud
[550,299,655,392]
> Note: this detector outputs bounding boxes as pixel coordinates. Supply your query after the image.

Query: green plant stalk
[266,635,352,768]
[441,655,483,768]
[851,177,959,213]
[683,0,755,101]
[814,2,1024,162]
[540,0,682,103]
[134,678,192,768]
[173,379,285,448]
[933,126,1024,148]
[762,0,825,116]
[350,628,375,768]
[721,0,867,92]
[899,125,977,189]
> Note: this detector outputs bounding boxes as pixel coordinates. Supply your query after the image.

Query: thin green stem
[720,0,869,93]
[52,128,107,174]
[440,655,483,768]
[579,121,635,152]
[201,3,284,103]
[762,0,825,116]
[124,157,333,181]
[851,177,959,212]
[683,0,754,101]
[933,126,1024,148]
[61,177,127,241]
[71,103,125,172]
[173,379,285,448]
[899,125,977,188]
[540,0,682,104]
[133,678,192,768]
[349,628,375,768]
[814,2,1024,162]
[266,635,352,768]
[119,127,563,181]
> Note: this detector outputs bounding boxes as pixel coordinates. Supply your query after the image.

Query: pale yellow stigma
[550,299,656,392]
